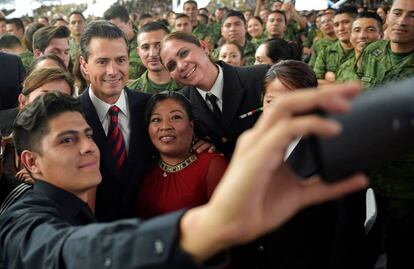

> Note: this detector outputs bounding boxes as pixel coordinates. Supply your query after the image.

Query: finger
[254,83,361,135]
[299,173,369,207]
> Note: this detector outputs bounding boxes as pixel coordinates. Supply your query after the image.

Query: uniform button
[257,245,264,252]
[104,257,112,267]
[221,137,228,143]
[154,239,164,255]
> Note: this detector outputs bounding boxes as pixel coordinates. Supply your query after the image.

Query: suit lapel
[187,86,224,136]
[220,62,245,126]
[79,91,117,176]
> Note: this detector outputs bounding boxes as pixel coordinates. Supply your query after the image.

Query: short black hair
[335,6,358,19]
[68,11,85,21]
[356,11,383,30]
[6,18,24,31]
[223,10,246,25]
[175,13,190,20]
[13,92,83,155]
[103,4,130,23]
[80,20,129,62]
[138,21,170,38]
[262,38,301,64]
[33,26,70,53]
[183,0,198,8]
[0,34,22,49]
[145,91,194,126]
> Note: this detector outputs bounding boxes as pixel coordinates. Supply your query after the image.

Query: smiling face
[388,0,414,52]
[333,13,354,43]
[350,17,382,54]
[80,37,129,104]
[160,38,216,90]
[22,111,101,199]
[219,43,243,66]
[247,17,264,38]
[148,99,194,164]
[137,29,167,72]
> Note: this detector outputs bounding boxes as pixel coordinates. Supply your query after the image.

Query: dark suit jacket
[180,61,268,157]
[80,88,153,222]
[0,52,25,110]
[0,107,19,137]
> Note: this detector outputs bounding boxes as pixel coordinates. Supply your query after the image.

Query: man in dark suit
[0,51,25,110]
[78,21,153,221]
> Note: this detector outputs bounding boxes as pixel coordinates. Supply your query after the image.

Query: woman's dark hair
[264,60,317,92]
[248,16,263,26]
[262,38,302,64]
[219,41,244,59]
[145,91,194,126]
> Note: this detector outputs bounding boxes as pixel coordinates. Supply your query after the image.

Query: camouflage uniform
[251,35,267,48]
[211,39,256,66]
[284,21,300,43]
[335,55,359,83]
[208,21,222,46]
[69,36,80,63]
[18,50,34,70]
[129,35,146,80]
[313,40,354,79]
[356,40,414,89]
[357,40,414,267]
[127,70,181,94]
[308,38,335,68]
[192,22,210,41]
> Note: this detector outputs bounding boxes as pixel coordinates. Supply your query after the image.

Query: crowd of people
[0,0,413,268]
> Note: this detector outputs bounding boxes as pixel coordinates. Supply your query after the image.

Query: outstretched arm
[179,83,368,263]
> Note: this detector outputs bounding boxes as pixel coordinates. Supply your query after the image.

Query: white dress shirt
[88,87,130,151]
[196,65,224,111]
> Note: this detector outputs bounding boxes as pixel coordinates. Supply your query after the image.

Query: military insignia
[372,49,382,57]
[361,76,372,82]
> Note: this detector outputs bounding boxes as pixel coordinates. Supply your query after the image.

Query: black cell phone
[307,78,414,181]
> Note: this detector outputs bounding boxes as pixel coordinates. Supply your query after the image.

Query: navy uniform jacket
[0,52,25,110]
[79,88,153,222]
[180,61,268,157]
[0,180,205,269]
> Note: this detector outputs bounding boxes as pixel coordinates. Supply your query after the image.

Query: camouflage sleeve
[313,46,328,79]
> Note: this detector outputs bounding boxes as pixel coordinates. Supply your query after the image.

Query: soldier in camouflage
[313,7,357,84]
[356,1,414,268]
[211,10,256,66]
[128,22,180,94]
[68,11,85,64]
[183,0,214,44]
[103,4,146,80]
[336,12,383,83]
[0,33,33,70]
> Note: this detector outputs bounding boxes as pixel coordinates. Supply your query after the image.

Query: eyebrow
[56,127,93,138]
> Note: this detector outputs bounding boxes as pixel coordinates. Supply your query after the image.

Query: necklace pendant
[163,171,167,178]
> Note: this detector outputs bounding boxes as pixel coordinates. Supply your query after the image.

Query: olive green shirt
[313,40,355,79]
[308,38,335,68]
[129,36,146,80]
[69,36,80,63]
[336,55,359,83]
[18,50,34,70]
[128,70,181,94]
[356,40,414,89]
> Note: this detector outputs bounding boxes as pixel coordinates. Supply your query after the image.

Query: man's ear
[18,94,27,110]
[79,56,88,75]
[20,150,41,176]
[33,49,43,58]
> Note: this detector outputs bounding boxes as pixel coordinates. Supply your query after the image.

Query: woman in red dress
[137,91,228,219]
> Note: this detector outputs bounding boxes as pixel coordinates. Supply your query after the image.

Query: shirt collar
[88,86,129,122]
[33,180,95,223]
[196,64,224,101]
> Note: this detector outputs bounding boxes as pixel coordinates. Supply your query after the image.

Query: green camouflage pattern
[18,50,34,70]
[335,55,359,83]
[308,38,335,68]
[356,40,414,89]
[313,40,354,79]
[127,70,181,94]
[129,36,146,80]
[69,36,80,63]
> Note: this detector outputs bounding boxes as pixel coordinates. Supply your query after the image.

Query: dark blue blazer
[79,88,153,221]
[0,52,25,110]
